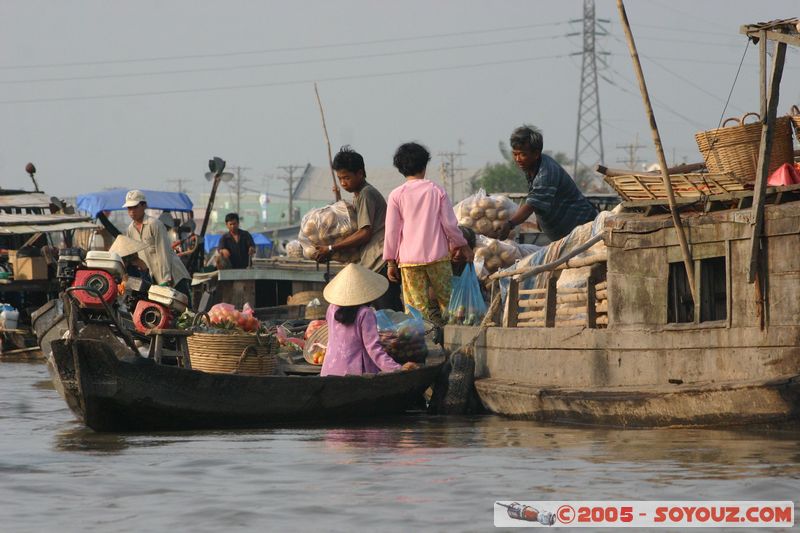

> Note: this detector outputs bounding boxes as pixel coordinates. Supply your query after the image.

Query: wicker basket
[287,291,324,306]
[695,112,794,183]
[790,105,800,144]
[187,331,278,376]
[303,324,328,365]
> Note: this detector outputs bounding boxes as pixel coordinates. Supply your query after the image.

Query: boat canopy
[76,189,193,216]
[0,192,52,210]
[204,232,272,251]
[0,213,96,234]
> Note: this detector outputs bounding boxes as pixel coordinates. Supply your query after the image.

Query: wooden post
[503,278,520,328]
[544,276,557,328]
[314,83,342,202]
[616,0,697,303]
[747,40,787,283]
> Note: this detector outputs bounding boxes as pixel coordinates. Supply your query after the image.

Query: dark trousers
[372,264,404,312]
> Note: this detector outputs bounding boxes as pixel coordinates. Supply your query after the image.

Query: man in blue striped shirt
[497,125,598,242]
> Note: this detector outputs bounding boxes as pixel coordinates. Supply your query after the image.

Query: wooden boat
[50,336,444,432]
[441,18,800,428]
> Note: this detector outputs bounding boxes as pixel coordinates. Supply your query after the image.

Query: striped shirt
[525,154,598,241]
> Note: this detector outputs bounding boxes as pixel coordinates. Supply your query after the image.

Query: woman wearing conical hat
[320,263,419,377]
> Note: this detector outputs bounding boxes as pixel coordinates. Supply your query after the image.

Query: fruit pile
[206,302,260,333]
[378,323,428,364]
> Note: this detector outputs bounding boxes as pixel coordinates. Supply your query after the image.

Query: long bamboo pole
[616,0,697,302]
[314,83,341,202]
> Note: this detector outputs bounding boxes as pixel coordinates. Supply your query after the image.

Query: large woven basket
[790,105,800,144]
[187,331,278,376]
[695,112,793,183]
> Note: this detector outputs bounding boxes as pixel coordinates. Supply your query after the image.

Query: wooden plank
[518,298,545,309]
[544,276,557,328]
[503,278,519,328]
[586,277,597,328]
[748,40,787,283]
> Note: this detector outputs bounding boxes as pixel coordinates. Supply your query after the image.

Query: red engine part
[72,269,117,309]
[133,300,172,334]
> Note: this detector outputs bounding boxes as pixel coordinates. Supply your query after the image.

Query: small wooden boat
[50,337,444,432]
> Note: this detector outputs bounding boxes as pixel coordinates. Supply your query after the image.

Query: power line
[1,34,571,85]
[0,21,570,71]
[0,53,569,105]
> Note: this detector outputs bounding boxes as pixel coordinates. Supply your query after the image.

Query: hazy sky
[2,0,799,199]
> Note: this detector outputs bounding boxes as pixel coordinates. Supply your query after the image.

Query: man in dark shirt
[497,125,598,242]
[217,213,255,269]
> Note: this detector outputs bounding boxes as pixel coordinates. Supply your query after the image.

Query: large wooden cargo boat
[444,18,800,428]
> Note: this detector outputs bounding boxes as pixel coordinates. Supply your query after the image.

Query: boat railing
[489,234,608,329]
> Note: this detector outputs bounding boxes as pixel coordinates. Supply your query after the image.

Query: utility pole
[437,145,465,200]
[227,165,251,216]
[616,133,645,170]
[570,0,609,180]
[278,165,303,225]
[167,177,190,194]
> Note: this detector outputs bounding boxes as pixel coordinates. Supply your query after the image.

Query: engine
[72,269,118,309]
[132,299,172,333]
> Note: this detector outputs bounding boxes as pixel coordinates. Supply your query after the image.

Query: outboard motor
[132,299,171,333]
[130,285,188,333]
[72,269,117,309]
[70,251,124,310]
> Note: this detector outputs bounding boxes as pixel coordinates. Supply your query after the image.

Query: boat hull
[474,377,800,428]
[51,338,443,432]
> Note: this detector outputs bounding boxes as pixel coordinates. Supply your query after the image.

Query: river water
[1,360,799,532]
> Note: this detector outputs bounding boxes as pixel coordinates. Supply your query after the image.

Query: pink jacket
[320,305,402,377]
[383,179,467,265]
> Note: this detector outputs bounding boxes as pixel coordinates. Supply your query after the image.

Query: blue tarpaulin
[205,232,272,250]
[76,189,193,216]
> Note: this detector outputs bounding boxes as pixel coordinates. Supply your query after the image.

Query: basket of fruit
[185,303,278,376]
[302,323,328,365]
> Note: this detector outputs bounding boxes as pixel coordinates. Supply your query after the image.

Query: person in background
[383,142,473,324]
[315,146,402,311]
[497,125,598,242]
[123,189,191,300]
[217,212,255,269]
[320,263,418,377]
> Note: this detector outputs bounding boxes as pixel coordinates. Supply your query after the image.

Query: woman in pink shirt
[383,142,473,324]
[320,263,418,377]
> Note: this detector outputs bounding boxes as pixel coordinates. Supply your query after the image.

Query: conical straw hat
[109,235,148,257]
[323,263,388,307]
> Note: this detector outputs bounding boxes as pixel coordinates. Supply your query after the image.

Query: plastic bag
[473,235,522,274]
[453,188,518,238]
[446,263,487,326]
[285,240,304,258]
[375,305,428,364]
[297,201,358,261]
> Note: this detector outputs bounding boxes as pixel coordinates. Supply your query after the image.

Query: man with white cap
[123,189,191,299]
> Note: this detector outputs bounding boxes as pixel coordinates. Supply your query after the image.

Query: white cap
[122,189,147,208]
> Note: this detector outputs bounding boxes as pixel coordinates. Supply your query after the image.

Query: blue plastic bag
[446,263,487,326]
